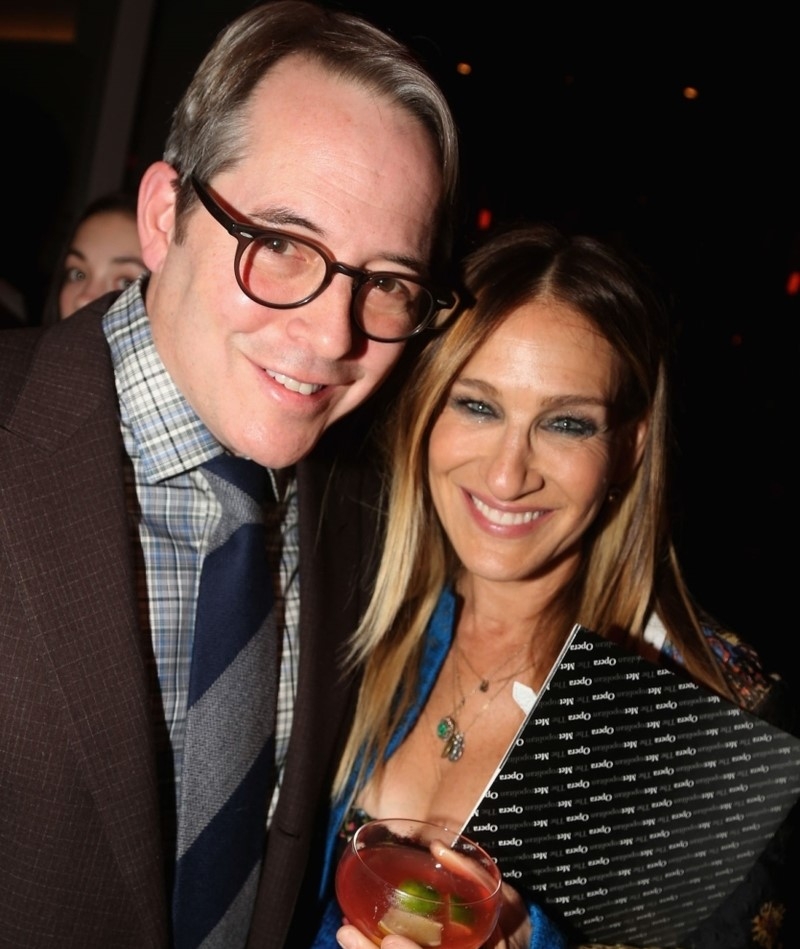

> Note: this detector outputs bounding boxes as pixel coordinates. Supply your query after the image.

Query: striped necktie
[172,453,278,949]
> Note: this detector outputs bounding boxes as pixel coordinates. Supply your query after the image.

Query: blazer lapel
[250,414,378,948]
[273,433,370,831]
[0,312,166,942]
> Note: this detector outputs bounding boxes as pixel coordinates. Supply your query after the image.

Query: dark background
[1,1,797,684]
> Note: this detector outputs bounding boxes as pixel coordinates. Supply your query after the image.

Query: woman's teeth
[471,494,544,526]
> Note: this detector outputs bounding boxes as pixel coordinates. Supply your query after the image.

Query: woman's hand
[335,925,424,949]
[485,882,531,949]
[335,882,532,949]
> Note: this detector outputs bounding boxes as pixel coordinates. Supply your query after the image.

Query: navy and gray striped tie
[172,453,278,949]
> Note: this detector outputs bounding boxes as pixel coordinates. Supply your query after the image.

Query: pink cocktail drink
[335,818,502,948]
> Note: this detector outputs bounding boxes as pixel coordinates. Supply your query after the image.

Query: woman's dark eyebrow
[454,377,610,409]
[538,393,611,410]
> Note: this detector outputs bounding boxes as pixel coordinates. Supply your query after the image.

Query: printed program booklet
[463,624,800,947]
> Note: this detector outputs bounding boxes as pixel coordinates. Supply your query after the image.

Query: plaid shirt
[103,280,299,829]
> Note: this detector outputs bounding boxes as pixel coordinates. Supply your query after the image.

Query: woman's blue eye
[546,416,598,437]
[452,396,496,418]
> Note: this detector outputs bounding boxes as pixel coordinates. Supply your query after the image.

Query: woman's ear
[614,415,649,484]
[630,415,648,471]
[137,161,179,273]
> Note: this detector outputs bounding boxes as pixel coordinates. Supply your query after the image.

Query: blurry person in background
[41,191,147,324]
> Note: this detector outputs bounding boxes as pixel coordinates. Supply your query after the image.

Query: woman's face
[428,297,641,588]
[58,210,147,319]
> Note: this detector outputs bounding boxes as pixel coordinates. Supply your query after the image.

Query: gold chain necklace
[458,637,529,691]
[456,640,524,692]
[436,645,533,763]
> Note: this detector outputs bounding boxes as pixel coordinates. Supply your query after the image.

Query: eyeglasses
[191,175,457,343]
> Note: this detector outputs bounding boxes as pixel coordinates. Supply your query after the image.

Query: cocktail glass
[335,817,503,948]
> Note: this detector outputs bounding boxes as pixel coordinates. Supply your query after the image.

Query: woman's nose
[484,433,543,499]
[74,280,100,308]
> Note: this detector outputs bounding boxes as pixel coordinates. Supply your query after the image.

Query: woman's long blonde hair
[332,223,734,800]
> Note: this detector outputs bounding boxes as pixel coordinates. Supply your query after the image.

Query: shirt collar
[102,280,224,484]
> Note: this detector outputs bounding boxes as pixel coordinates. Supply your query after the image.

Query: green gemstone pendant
[437,716,455,741]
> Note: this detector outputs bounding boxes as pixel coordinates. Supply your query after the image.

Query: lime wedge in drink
[449,893,475,925]
[378,907,444,946]
[395,878,442,914]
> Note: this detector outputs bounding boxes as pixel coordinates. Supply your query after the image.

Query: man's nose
[285,273,356,359]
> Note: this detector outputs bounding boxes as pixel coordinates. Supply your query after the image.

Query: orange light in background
[0,12,76,43]
[682,86,699,100]
[477,208,492,231]
[456,62,472,76]
[786,271,800,295]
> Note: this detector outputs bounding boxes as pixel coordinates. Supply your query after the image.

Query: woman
[318,224,798,949]
[42,191,147,323]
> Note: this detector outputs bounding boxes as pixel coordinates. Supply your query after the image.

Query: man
[0,3,459,947]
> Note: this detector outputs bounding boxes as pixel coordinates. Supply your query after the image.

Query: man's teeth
[471,494,544,526]
[268,371,323,396]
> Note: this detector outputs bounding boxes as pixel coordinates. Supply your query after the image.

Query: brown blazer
[0,300,379,948]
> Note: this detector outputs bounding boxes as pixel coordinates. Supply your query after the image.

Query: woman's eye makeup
[543,415,601,437]
[451,395,498,418]
[449,390,605,436]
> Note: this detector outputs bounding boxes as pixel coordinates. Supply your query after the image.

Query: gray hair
[163,0,459,269]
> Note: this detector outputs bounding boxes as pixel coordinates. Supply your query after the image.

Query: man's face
[141,55,443,467]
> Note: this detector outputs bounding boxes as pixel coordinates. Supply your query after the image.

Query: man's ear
[137,161,179,273]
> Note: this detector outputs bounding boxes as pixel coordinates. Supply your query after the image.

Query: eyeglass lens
[238,234,433,341]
